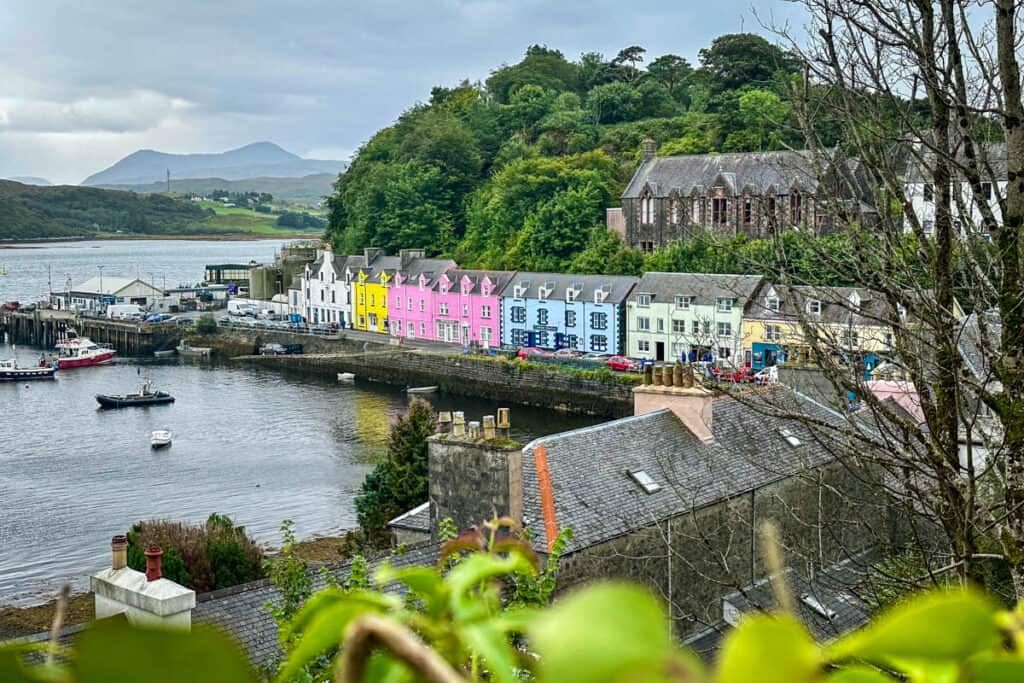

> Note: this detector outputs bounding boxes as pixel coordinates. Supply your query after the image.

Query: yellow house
[348,249,400,333]
[742,284,914,372]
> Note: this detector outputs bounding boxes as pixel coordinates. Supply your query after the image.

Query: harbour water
[0,240,602,605]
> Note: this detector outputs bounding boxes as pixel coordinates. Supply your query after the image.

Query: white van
[106,304,145,320]
[227,299,258,317]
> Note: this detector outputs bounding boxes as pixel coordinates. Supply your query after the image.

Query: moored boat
[176,340,211,357]
[55,336,116,369]
[407,385,438,394]
[0,359,57,381]
[96,380,175,409]
[153,349,176,358]
[151,430,173,448]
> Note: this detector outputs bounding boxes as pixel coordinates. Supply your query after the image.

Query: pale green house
[625,272,766,364]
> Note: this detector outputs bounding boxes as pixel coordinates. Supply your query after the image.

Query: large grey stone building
[612,139,875,252]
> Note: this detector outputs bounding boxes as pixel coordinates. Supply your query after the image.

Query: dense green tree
[737,88,791,150]
[645,53,692,94]
[510,184,605,271]
[568,228,644,275]
[486,45,580,103]
[636,80,677,119]
[612,45,646,82]
[697,33,799,93]
[354,399,436,538]
[585,82,641,124]
[577,51,613,91]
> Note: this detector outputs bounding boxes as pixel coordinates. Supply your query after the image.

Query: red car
[605,355,641,372]
[517,347,552,360]
[712,365,754,383]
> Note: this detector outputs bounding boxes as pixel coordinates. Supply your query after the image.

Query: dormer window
[806,299,822,315]
[780,428,802,447]
[566,288,579,303]
[538,282,555,300]
[717,298,733,313]
[637,293,652,308]
[897,303,907,319]
[675,296,691,310]
[513,283,527,299]
[766,296,780,312]
[594,288,609,304]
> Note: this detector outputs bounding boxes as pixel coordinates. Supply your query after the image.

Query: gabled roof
[958,310,1002,391]
[398,257,457,286]
[622,150,823,199]
[498,272,638,304]
[69,276,160,295]
[631,272,765,306]
[438,269,517,295]
[520,388,848,554]
[745,284,899,327]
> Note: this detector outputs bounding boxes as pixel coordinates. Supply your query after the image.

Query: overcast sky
[0,1,802,185]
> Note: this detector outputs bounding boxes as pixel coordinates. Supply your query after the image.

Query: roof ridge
[522,409,674,452]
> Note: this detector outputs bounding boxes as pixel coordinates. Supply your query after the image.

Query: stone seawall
[240,351,634,418]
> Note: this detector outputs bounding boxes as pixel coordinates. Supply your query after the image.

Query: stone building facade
[615,139,875,252]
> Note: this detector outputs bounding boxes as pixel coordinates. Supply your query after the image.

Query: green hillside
[0,181,320,240]
[94,173,337,205]
[325,35,808,273]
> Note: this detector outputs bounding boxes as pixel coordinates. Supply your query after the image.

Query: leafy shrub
[194,313,217,334]
[126,513,264,592]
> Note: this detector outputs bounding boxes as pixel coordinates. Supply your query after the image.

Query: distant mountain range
[81,142,346,186]
[91,173,337,205]
[3,176,52,186]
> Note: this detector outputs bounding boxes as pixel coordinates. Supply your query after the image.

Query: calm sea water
[0,238,289,305]
[0,241,600,606]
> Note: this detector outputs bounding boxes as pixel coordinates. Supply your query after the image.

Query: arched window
[790,190,803,225]
[640,190,654,224]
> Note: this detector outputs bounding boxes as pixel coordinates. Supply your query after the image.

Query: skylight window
[628,470,661,494]
[801,593,837,619]
[779,429,802,447]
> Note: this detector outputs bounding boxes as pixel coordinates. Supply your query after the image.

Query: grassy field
[196,201,318,236]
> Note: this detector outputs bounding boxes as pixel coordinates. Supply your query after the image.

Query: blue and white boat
[0,358,57,381]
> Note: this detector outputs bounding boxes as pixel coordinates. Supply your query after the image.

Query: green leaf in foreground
[73,617,254,683]
[827,591,1000,663]
[715,614,820,683]
[529,582,703,683]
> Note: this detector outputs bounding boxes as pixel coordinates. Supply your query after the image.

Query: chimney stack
[144,546,163,581]
[437,411,452,434]
[452,411,466,437]
[93,539,195,631]
[482,415,496,440]
[641,136,657,162]
[111,535,128,570]
[633,380,715,444]
[468,421,481,439]
[400,249,426,269]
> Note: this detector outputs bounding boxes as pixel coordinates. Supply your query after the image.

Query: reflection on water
[0,342,600,605]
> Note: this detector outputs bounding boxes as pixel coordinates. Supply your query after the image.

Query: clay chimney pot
[144,545,164,581]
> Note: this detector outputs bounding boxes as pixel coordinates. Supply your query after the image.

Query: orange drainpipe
[533,443,559,552]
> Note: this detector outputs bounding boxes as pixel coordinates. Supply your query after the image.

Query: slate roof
[399,257,457,285]
[387,501,431,532]
[631,272,765,307]
[287,275,302,292]
[439,269,517,295]
[745,284,900,327]
[623,150,823,199]
[901,140,1007,183]
[520,388,849,554]
[499,272,638,304]
[193,543,441,669]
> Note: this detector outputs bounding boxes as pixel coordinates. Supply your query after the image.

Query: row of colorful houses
[289,247,927,368]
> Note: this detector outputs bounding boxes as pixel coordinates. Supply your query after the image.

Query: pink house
[431,269,515,349]
[387,256,456,342]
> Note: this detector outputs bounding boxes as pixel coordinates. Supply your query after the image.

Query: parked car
[605,356,641,372]
[517,347,552,360]
[753,366,779,385]
[1,301,19,311]
[553,348,583,359]
[260,343,286,355]
[712,364,754,384]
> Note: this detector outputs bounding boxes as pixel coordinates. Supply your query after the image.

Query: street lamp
[97,265,105,313]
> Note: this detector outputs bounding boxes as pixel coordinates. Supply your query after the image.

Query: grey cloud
[0,0,801,184]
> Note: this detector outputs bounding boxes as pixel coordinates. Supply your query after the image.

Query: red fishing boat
[55,336,116,369]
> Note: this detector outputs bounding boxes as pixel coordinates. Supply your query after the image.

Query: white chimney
[91,537,196,631]
[633,384,715,444]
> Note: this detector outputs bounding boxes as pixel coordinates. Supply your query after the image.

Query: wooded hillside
[326,35,810,273]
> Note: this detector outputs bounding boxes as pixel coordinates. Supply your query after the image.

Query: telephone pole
[166,168,171,194]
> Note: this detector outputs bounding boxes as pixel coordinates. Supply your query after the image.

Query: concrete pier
[0,309,181,356]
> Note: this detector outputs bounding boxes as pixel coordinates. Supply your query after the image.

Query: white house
[51,276,164,313]
[904,141,1005,237]
[300,250,359,326]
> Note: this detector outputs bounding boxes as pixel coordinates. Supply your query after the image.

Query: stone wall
[241,351,635,417]
[428,435,523,535]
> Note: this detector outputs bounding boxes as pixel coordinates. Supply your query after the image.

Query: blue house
[498,273,638,354]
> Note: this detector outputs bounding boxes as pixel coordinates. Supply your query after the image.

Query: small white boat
[337,372,355,383]
[151,430,173,449]
[407,386,438,394]
[153,349,176,358]
[176,340,211,357]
